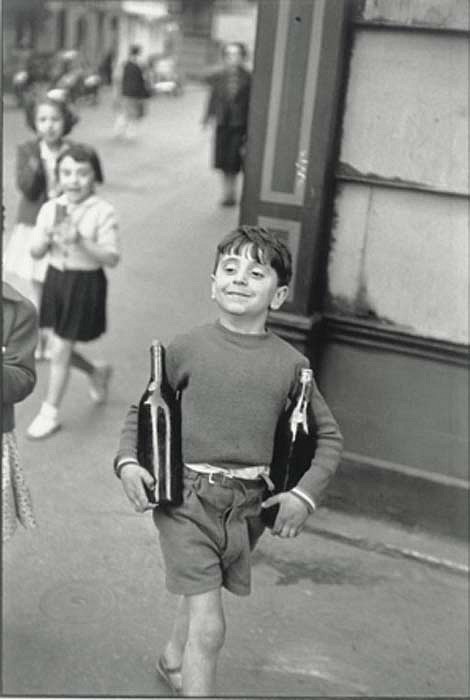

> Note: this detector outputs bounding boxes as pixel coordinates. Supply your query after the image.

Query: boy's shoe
[88,363,113,404]
[156,655,182,696]
[27,403,61,440]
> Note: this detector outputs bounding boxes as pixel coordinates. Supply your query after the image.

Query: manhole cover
[39,580,116,623]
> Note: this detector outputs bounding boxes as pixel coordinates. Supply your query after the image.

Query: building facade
[241,0,469,536]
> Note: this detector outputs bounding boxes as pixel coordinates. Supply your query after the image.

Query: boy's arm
[292,379,343,506]
[262,377,343,537]
[113,403,139,475]
[113,404,155,512]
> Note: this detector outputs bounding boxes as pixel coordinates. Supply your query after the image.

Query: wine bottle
[137,340,183,507]
[261,368,317,527]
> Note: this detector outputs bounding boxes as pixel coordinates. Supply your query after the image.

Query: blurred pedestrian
[202,42,251,206]
[113,45,151,140]
[26,143,120,440]
[99,49,115,86]
[2,282,38,543]
[3,92,80,360]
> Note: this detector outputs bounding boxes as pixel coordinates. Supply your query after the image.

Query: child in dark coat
[2,282,38,542]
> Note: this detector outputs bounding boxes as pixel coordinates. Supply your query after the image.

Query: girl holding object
[27,143,120,440]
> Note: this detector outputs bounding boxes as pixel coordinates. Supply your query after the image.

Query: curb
[305,523,469,577]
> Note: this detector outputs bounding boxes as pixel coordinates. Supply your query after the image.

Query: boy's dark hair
[56,143,104,183]
[24,93,78,136]
[214,226,292,286]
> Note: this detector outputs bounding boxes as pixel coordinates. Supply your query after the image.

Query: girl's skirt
[40,265,107,341]
[3,222,49,284]
[2,431,37,543]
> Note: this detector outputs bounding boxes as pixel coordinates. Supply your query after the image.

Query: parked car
[12,50,56,106]
[12,49,101,107]
[50,50,101,105]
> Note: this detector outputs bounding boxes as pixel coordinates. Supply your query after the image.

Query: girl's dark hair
[214,226,292,286]
[56,143,104,183]
[24,93,79,136]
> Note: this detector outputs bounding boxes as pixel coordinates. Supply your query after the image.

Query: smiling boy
[114,226,343,696]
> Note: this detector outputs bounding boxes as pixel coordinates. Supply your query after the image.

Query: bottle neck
[150,342,165,388]
[290,370,313,437]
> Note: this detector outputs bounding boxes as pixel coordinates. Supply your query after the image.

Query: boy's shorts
[153,467,266,596]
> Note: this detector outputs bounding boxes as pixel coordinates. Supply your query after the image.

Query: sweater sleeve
[114,404,139,472]
[293,377,343,504]
[2,296,38,405]
[95,202,120,267]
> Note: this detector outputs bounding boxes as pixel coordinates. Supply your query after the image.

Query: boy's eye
[251,269,265,278]
[222,263,237,273]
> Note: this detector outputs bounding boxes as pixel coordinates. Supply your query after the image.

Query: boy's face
[58,155,95,204]
[211,246,288,329]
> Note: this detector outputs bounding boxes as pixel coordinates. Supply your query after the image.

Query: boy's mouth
[226,291,251,298]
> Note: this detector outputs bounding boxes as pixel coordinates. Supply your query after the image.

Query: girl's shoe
[156,655,182,696]
[27,403,61,440]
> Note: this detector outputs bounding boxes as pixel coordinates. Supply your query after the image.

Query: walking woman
[202,42,251,207]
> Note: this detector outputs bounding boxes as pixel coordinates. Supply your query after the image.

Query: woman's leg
[221,173,237,205]
[182,588,225,695]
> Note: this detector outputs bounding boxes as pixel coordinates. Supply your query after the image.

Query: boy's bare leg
[160,596,188,690]
[182,588,225,696]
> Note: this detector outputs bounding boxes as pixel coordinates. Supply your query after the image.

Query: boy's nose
[233,271,248,284]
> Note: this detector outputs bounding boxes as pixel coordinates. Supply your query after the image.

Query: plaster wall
[327,20,469,344]
[328,184,469,343]
[362,0,469,29]
[339,31,468,192]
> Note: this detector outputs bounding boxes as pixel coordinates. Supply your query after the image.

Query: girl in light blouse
[27,143,120,440]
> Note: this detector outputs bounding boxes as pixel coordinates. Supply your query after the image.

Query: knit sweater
[115,321,343,503]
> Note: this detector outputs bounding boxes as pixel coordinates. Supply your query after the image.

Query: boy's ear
[210,273,216,299]
[269,285,289,310]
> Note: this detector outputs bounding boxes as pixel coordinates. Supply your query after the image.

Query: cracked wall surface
[326,2,469,344]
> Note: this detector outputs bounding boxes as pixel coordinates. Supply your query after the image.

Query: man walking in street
[113,45,150,140]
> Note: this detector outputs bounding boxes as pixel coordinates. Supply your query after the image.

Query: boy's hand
[262,491,310,537]
[120,463,156,513]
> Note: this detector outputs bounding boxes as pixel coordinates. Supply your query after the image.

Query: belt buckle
[208,470,233,485]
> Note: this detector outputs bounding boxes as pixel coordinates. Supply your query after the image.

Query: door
[240,0,353,351]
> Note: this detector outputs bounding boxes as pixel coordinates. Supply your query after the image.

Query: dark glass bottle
[261,368,317,527]
[137,340,183,507]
